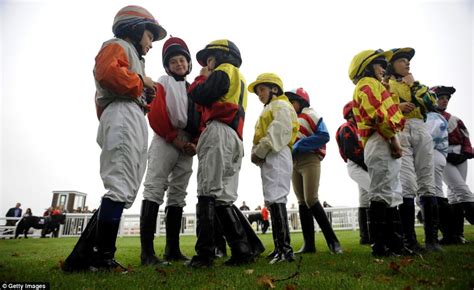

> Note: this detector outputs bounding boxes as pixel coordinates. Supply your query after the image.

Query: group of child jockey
[60,5,473,273]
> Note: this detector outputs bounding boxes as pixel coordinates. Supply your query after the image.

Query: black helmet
[196,39,242,67]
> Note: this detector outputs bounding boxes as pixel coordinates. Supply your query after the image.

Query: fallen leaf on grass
[156,267,168,276]
[418,262,431,270]
[400,258,414,267]
[285,284,297,290]
[375,275,392,283]
[245,269,255,275]
[416,278,432,285]
[462,264,474,270]
[113,264,132,273]
[257,275,275,289]
[389,261,401,273]
[416,278,442,287]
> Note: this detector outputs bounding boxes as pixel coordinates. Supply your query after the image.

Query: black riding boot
[62,211,99,272]
[140,200,165,265]
[269,203,294,264]
[437,197,456,245]
[386,207,411,255]
[295,204,316,254]
[310,202,343,254]
[461,202,474,225]
[187,196,215,267]
[399,198,424,254]
[420,196,443,252]
[231,205,265,257]
[266,224,278,259]
[358,207,370,245]
[90,198,127,272]
[164,206,189,261]
[452,203,468,244]
[368,201,390,257]
[266,205,278,259]
[214,220,227,258]
[216,205,254,266]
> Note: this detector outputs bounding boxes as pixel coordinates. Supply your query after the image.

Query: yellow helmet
[248,73,284,93]
[390,47,415,63]
[348,49,393,81]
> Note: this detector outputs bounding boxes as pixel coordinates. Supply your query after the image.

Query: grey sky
[1,0,473,216]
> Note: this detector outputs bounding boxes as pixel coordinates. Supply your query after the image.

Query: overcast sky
[1,0,473,216]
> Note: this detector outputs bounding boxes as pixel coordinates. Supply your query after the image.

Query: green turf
[1,227,473,289]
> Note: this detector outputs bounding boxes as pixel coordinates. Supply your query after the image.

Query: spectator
[240,201,250,211]
[52,206,62,216]
[261,206,270,234]
[43,207,53,217]
[6,203,22,219]
[323,202,333,225]
[23,208,33,217]
[4,203,22,235]
[289,204,298,230]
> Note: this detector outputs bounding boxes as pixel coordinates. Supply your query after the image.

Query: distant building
[51,190,87,213]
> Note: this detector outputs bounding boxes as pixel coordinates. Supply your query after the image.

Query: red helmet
[285,88,310,108]
[162,36,192,76]
[343,101,354,120]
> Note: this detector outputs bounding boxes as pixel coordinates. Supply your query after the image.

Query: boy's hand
[399,102,416,114]
[142,76,156,91]
[172,138,186,152]
[183,142,197,156]
[401,73,415,86]
[200,67,212,78]
[389,136,402,159]
[251,153,265,167]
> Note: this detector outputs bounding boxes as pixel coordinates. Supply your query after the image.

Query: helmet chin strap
[126,36,145,59]
[266,92,277,105]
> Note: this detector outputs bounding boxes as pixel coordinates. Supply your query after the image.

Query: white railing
[1,207,427,239]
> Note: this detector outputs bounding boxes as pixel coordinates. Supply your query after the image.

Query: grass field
[1,226,473,289]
